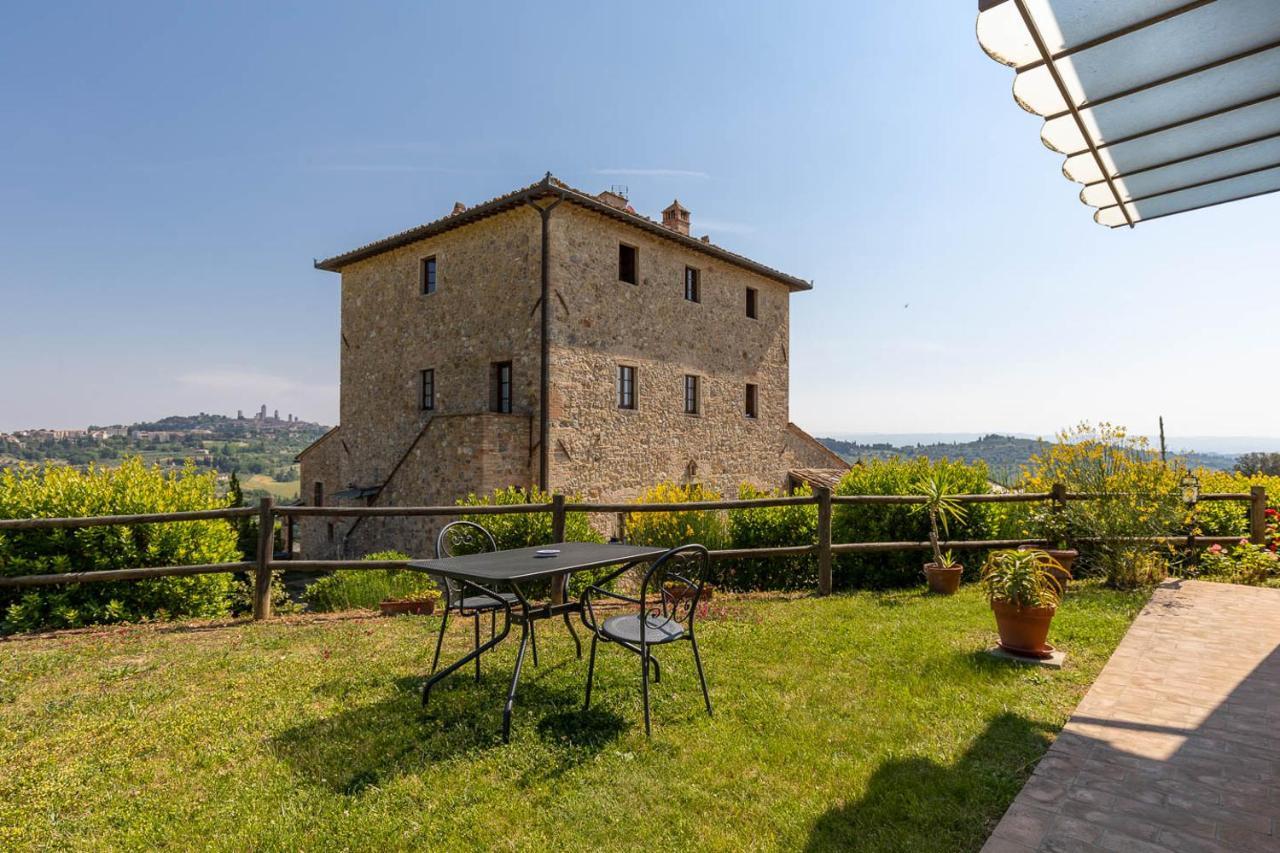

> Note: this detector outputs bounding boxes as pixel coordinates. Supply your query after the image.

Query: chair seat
[601,614,685,645]
[456,591,520,611]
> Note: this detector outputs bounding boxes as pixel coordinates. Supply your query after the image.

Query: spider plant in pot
[980,549,1069,658]
[913,474,967,595]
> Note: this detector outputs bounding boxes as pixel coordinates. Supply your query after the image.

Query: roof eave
[314,177,813,291]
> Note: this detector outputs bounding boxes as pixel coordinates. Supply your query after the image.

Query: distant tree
[1235,452,1280,476]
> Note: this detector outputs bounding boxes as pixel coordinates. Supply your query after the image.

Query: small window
[746,287,758,319]
[420,368,435,411]
[421,256,437,294]
[618,243,638,285]
[745,383,758,419]
[313,482,324,507]
[617,365,636,410]
[684,375,700,415]
[684,267,700,303]
[490,361,512,413]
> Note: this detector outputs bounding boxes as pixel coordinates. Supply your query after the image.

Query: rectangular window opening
[684,375,700,415]
[745,383,758,419]
[313,482,324,507]
[421,256,437,294]
[420,368,435,411]
[618,243,638,285]
[684,267,700,303]
[617,365,636,410]
[746,287,758,319]
[490,361,513,413]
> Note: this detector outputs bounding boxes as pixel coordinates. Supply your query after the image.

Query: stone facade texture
[300,187,843,559]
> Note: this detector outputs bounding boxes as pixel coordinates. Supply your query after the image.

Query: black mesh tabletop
[408,542,664,584]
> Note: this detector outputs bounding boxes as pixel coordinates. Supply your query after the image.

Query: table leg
[562,610,582,659]
[502,618,531,743]
[422,582,510,708]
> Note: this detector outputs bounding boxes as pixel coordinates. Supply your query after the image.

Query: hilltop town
[0,406,329,500]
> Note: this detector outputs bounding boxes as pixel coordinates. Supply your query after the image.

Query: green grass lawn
[0,582,1148,851]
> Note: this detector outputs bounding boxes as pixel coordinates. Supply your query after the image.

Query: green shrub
[456,487,604,598]
[302,550,438,612]
[0,458,241,633]
[457,486,602,550]
[626,482,728,551]
[832,458,994,588]
[724,483,816,590]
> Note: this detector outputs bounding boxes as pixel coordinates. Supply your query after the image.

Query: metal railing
[0,485,1269,619]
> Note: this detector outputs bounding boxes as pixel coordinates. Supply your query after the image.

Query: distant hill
[817,433,1239,484]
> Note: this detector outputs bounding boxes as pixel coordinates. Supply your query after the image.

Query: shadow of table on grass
[270,664,626,796]
[805,712,1054,853]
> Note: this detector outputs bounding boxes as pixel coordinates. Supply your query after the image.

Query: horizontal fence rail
[0,484,1269,617]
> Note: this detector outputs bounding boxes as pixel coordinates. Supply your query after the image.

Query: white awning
[977,0,1280,227]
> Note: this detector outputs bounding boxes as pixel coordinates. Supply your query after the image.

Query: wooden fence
[0,485,1268,620]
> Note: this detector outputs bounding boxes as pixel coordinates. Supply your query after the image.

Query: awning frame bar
[1014,0,1216,74]
[1011,0,1133,227]
[1105,185,1280,228]
[1063,89,1280,156]
[1083,128,1280,186]
[1095,159,1280,211]
[1044,38,1280,121]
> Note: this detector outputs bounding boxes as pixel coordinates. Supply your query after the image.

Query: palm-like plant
[980,549,1066,609]
[913,474,967,568]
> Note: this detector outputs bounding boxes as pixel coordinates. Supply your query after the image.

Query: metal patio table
[409,541,665,742]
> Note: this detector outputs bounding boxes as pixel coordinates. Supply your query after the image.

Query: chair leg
[529,618,539,668]
[562,610,582,659]
[641,645,652,737]
[584,634,598,710]
[473,614,481,682]
[690,633,712,716]
[490,609,495,640]
[430,606,450,675]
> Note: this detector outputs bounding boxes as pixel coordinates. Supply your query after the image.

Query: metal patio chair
[580,543,713,735]
[430,521,538,679]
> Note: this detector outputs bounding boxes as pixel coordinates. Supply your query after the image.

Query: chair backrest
[639,543,711,627]
[434,521,498,602]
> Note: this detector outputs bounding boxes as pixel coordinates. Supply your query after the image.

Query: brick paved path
[984,580,1280,852]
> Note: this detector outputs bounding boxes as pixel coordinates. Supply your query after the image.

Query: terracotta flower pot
[990,599,1056,657]
[1019,546,1076,590]
[379,598,436,616]
[924,563,963,595]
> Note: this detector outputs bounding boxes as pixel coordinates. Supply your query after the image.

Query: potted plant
[980,549,1068,658]
[914,474,968,595]
[1020,507,1077,588]
[379,589,440,617]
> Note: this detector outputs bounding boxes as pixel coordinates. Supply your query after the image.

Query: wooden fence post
[1249,486,1267,545]
[1050,482,1067,512]
[616,511,627,543]
[816,486,832,596]
[550,494,567,605]
[253,496,275,621]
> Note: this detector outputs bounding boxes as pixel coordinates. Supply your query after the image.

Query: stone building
[298,174,846,558]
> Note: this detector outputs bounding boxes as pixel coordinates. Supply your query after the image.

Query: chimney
[596,190,630,211]
[451,201,467,215]
[662,200,690,236]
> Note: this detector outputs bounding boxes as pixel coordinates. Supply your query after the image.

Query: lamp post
[1181,473,1200,571]
[1180,473,1200,507]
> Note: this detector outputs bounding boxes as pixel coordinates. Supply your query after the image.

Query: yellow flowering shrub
[626,482,728,551]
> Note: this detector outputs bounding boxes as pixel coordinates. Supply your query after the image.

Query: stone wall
[335,206,542,492]
[545,203,819,501]
[299,195,841,558]
[297,427,345,560]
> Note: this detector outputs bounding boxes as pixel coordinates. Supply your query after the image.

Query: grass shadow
[805,712,1054,852]
[271,660,625,796]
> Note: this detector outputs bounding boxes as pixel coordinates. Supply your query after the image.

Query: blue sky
[2,1,1276,441]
